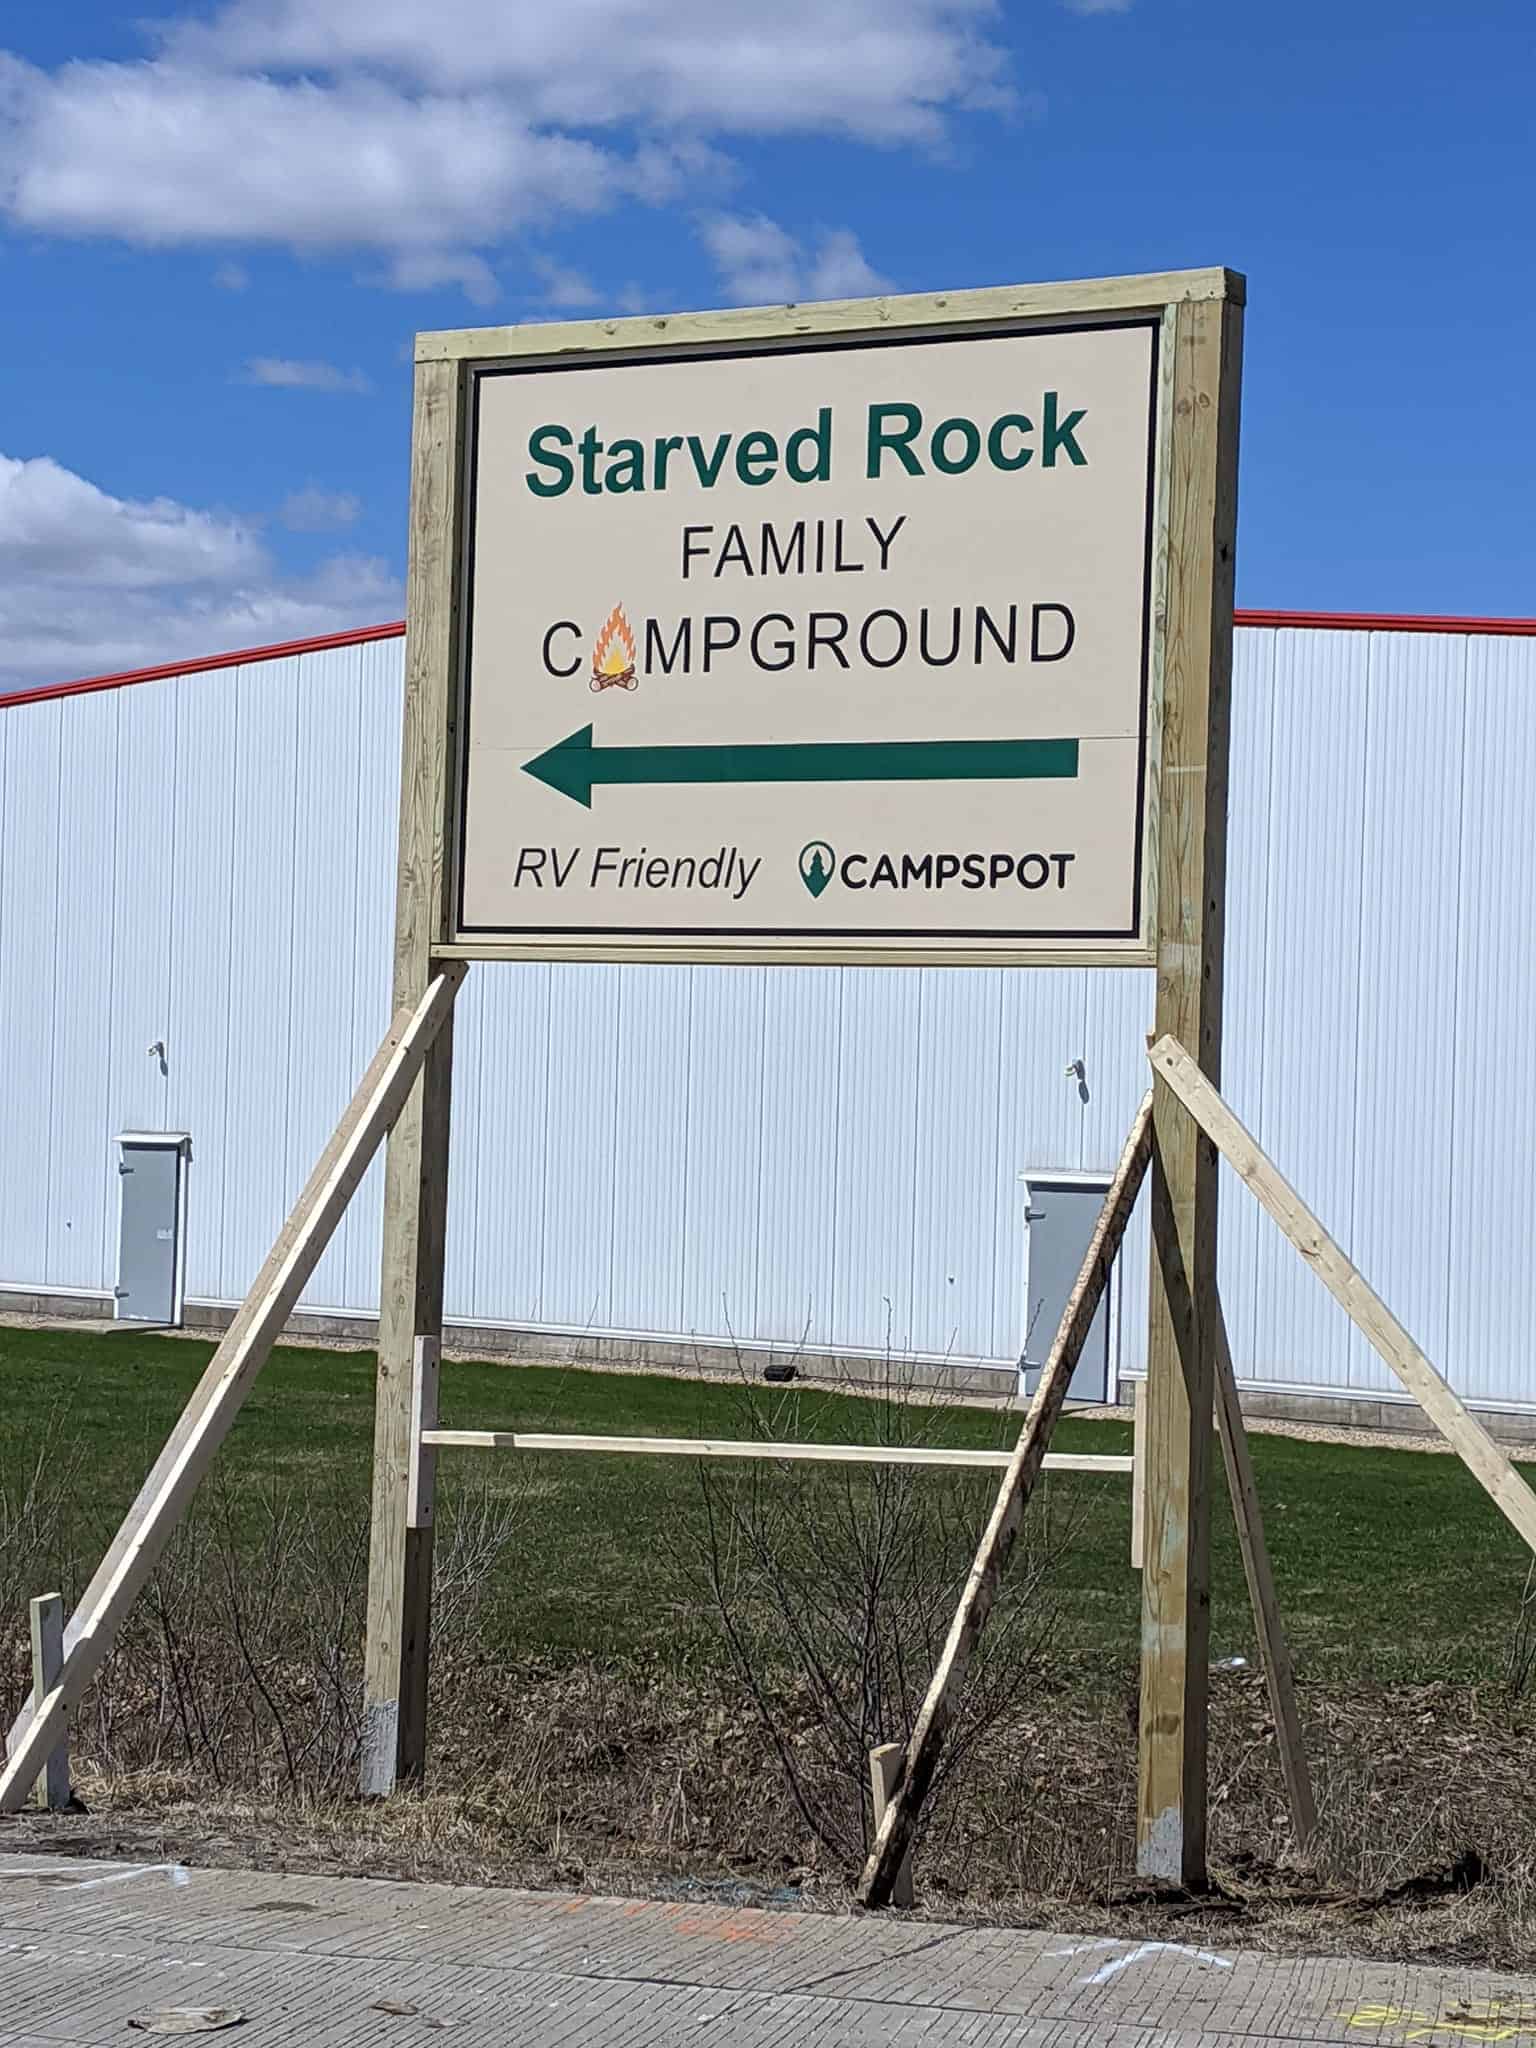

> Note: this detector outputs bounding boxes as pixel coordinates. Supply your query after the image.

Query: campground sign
[430,282,1184,965]
[383,267,1240,1883]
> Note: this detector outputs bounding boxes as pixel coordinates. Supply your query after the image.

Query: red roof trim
[0,620,408,712]
[3,607,1535,712]
[1236,608,1536,637]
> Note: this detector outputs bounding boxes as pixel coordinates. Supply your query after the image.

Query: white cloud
[0,453,263,590]
[701,214,893,305]
[280,486,362,532]
[1061,0,1133,11]
[164,0,1012,143]
[807,227,892,300]
[530,253,600,309]
[0,6,1009,295]
[243,357,374,393]
[213,259,250,290]
[0,451,399,689]
[699,215,801,303]
[0,61,621,254]
[384,248,500,305]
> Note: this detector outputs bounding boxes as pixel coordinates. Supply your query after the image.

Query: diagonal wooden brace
[856,1090,1154,1908]
[0,963,467,1813]
[1149,1033,1536,1554]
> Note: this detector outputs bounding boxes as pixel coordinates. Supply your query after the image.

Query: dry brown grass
[8,1630,1536,1965]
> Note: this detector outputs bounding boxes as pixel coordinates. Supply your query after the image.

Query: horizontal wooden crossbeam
[421,1431,1132,1475]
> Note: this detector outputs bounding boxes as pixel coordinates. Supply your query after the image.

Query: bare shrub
[688,1354,1075,1871]
[0,1402,91,1728]
[71,1461,529,1800]
[431,1474,530,1643]
[85,1466,371,1794]
[0,1402,85,1589]
[1505,1561,1536,1700]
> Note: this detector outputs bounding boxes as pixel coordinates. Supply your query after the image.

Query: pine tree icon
[800,842,833,898]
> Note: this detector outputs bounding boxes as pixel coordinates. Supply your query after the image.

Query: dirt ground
[4,1668,1532,1971]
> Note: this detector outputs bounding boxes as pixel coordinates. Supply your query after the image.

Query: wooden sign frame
[404,271,1242,973]
[361,268,1246,1897]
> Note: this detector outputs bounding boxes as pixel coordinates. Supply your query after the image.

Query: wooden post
[868,1745,914,1908]
[1130,1379,1147,1572]
[858,1093,1153,1907]
[361,353,467,1797]
[1137,282,1243,1886]
[0,969,464,1814]
[27,1595,68,1811]
[1210,1309,1317,1855]
[1150,1033,1536,1556]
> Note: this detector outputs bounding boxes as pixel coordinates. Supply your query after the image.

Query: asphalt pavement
[0,1852,1528,2046]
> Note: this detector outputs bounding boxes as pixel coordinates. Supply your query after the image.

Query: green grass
[2,1322,1531,1683]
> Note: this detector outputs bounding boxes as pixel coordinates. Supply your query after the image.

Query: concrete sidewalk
[0,1853,1529,2046]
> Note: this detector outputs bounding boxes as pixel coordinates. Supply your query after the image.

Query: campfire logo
[590,605,638,691]
[799,841,835,898]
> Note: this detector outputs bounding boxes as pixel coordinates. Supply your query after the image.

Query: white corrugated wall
[3,623,1534,1404]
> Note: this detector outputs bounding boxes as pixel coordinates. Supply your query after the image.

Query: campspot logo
[799,842,836,897]
[798,841,1076,895]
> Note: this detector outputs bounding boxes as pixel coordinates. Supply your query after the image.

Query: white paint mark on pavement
[47,1863,190,1892]
[1077,1940,1234,1986]
[0,1938,214,1970]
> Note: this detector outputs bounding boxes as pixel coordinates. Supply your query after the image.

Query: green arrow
[523,724,1079,809]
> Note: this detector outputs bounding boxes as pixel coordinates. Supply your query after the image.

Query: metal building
[2,611,1533,1417]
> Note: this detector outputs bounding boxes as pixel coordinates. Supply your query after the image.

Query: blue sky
[1,0,1531,685]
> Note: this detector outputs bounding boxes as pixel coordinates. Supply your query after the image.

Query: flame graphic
[591,605,638,690]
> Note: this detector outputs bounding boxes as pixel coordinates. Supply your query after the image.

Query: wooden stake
[0,967,465,1814]
[1137,283,1243,1887]
[868,1745,914,1908]
[857,1092,1153,1908]
[1151,1033,1536,1556]
[361,353,466,1797]
[1210,1308,1317,1855]
[27,1595,68,1811]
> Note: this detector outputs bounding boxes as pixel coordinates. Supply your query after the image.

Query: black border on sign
[453,315,1161,945]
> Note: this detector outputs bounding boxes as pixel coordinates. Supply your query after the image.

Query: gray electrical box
[114,1132,191,1326]
[1018,1172,1114,1405]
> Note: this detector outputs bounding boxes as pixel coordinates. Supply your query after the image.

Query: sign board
[417,279,1220,967]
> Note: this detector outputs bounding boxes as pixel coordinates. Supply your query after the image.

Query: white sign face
[454,316,1161,962]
